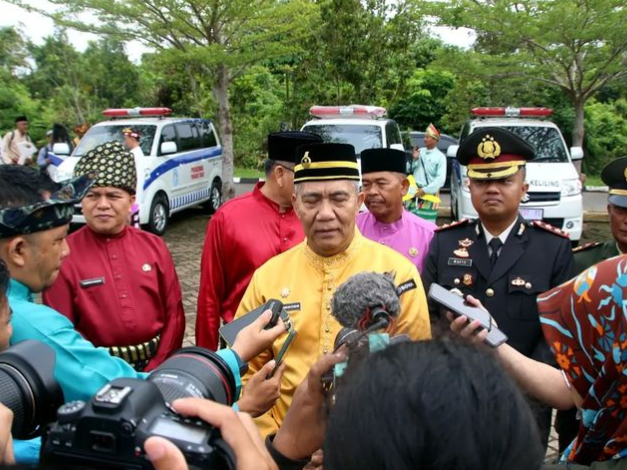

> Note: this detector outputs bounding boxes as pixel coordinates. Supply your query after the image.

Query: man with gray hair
[235,142,432,437]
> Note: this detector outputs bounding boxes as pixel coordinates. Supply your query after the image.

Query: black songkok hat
[0,174,94,238]
[74,141,137,195]
[602,157,627,209]
[457,127,535,180]
[293,143,360,183]
[360,148,407,175]
[267,131,323,162]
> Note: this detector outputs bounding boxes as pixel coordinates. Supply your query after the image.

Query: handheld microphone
[331,271,401,332]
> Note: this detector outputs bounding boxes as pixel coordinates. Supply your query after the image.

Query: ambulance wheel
[148,194,169,236]
[204,179,222,215]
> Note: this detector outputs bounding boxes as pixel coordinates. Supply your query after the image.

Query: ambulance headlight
[561,178,582,197]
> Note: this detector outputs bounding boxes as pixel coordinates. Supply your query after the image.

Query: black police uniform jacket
[423,216,575,359]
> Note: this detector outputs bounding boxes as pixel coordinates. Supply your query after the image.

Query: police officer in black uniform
[423,127,575,447]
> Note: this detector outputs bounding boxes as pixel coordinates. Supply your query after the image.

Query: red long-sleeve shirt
[196,183,304,350]
[43,225,185,371]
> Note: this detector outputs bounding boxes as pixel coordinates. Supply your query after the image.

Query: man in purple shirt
[357,148,436,273]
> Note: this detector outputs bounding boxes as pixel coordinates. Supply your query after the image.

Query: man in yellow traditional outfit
[235,142,432,436]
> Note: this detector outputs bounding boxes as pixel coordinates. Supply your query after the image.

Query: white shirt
[482,218,519,256]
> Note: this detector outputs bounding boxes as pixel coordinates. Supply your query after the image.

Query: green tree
[8,0,318,199]
[25,30,95,125]
[583,99,627,175]
[436,0,627,172]
[306,0,424,104]
[389,68,456,132]
[82,38,140,109]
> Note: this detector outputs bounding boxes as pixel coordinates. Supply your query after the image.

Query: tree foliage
[436,0,627,159]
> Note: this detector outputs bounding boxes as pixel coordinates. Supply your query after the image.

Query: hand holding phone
[267,330,298,378]
[219,299,289,347]
[428,284,508,348]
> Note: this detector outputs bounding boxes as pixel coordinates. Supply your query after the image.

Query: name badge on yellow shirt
[396,279,417,296]
[283,302,302,312]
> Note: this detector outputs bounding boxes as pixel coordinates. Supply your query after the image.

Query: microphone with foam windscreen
[331,271,401,335]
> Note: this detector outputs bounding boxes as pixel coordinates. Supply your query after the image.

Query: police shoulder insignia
[531,220,569,239]
[572,241,602,253]
[436,219,470,232]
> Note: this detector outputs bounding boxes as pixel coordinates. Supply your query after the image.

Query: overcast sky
[0,1,475,64]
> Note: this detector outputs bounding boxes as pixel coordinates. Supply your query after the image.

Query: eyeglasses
[276,164,295,173]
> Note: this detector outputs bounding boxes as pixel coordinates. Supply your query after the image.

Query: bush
[584,99,627,176]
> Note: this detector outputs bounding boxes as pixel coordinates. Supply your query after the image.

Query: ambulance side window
[176,124,202,152]
[199,121,217,148]
[159,125,178,156]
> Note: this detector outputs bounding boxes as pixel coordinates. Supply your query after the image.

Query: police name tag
[448,258,473,267]
[283,302,302,312]
[79,277,105,288]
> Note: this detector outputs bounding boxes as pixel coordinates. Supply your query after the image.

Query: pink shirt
[357,209,436,273]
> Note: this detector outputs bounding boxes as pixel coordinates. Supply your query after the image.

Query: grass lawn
[234,166,264,179]
[584,175,604,187]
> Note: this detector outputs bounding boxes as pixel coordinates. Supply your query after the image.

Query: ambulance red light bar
[102,107,172,118]
[471,107,553,117]
[309,105,387,119]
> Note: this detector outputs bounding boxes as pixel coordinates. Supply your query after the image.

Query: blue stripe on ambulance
[143,146,222,191]
[171,188,212,209]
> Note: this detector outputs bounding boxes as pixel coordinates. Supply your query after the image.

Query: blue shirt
[9,278,242,399]
[410,147,447,195]
[8,278,243,462]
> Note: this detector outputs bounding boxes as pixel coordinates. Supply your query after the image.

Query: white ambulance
[448,107,584,243]
[53,107,223,235]
[300,105,406,166]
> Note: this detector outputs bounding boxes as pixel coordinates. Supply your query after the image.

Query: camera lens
[0,340,64,439]
[148,347,236,406]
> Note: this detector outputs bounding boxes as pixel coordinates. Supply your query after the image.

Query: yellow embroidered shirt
[235,230,432,436]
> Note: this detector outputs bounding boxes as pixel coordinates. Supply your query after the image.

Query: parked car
[53,107,223,236]
[448,107,584,244]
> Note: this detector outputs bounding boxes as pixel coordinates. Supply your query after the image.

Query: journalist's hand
[0,403,14,465]
[304,449,324,470]
[447,295,492,346]
[272,350,347,461]
[145,398,277,470]
[237,360,286,417]
[231,310,287,363]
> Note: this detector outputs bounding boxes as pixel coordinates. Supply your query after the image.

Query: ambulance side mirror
[570,147,584,161]
[52,143,70,156]
[160,141,177,155]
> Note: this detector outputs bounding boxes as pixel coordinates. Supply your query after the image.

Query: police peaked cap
[361,148,407,175]
[602,156,627,209]
[457,127,535,180]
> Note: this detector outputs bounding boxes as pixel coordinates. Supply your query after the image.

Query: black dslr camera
[42,347,238,470]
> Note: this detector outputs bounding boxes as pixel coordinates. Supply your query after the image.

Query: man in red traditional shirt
[43,141,185,371]
[196,131,322,350]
